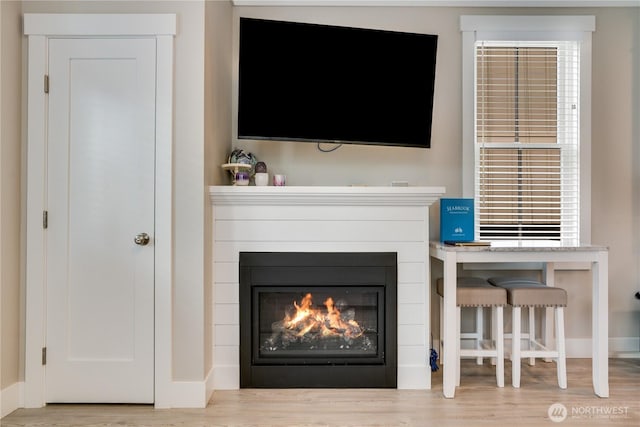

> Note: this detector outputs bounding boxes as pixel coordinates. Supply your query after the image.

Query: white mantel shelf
[209,185,446,206]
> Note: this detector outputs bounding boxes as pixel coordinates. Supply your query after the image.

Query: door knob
[134,233,150,246]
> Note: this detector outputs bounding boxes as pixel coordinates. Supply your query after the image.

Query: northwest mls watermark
[548,403,631,423]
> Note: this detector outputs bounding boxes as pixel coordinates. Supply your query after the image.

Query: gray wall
[205,0,234,379]
[1,0,23,392]
[232,5,640,349]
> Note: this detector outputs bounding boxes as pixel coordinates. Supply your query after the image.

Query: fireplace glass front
[239,252,397,388]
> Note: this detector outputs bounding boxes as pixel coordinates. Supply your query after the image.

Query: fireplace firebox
[239,252,397,388]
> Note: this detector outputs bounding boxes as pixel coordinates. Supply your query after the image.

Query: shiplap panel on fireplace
[215,220,424,243]
[214,204,426,221]
[209,186,444,390]
[214,241,427,263]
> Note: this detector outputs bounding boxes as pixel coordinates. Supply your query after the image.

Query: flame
[282,293,363,340]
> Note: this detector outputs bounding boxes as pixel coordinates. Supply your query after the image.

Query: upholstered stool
[437,277,507,387]
[488,277,567,389]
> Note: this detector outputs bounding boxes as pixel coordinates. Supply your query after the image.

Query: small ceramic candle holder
[273,174,286,186]
[255,172,269,186]
[235,171,250,186]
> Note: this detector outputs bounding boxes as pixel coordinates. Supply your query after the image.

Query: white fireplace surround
[210,186,445,389]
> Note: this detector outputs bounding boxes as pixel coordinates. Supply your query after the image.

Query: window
[476,42,578,244]
[461,16,595,246]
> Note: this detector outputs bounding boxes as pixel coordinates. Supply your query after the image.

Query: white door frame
[24,14,175,408]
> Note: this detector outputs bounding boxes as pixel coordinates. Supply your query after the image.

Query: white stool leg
[512,306,521,388]
[496,306,504,388]
[476,306,483,365]
[490,306,497,366]
[528,307,536,366]
[543,306,554,362]
[456,306,461,387]
[556,307,567,389]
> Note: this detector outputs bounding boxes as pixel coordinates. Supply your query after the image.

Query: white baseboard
[565,338,594,357]
[5,377,213,411]
[212,366,239,390]
[616,352,640,358]
[607,337,640,358]
[205,366,215,405]
[3,379,208,411]
[565,337,640,358]
[1,382,23,418]
[397,365,430,389]
[154,380,208,409]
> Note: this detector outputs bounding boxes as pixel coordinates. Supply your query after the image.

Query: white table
[429,242,609,399]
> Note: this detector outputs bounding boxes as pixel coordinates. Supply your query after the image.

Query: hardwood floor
[2,359,639,426]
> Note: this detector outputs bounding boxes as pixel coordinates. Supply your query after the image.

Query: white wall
[232,5,640,350]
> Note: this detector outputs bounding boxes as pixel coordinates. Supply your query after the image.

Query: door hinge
[44,75,49,94]
[42,347,47,365]
[43,211,48,229]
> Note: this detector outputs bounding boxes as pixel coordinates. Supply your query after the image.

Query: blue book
[440,198,475,242]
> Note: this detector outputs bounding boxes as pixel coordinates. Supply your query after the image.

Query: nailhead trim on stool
[488,277,567,389]
[437,277,507,388]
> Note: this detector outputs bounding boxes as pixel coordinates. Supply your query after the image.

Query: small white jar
[255,172,269,186]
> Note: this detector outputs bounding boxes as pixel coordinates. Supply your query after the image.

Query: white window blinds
[475,41,580,245]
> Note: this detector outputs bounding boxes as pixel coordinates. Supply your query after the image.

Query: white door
[45,38,156,403]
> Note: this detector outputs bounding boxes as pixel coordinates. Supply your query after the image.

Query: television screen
[238,18,438,148]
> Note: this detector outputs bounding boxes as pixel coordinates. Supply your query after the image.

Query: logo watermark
[548,403,568,423]
[548,403,631,422]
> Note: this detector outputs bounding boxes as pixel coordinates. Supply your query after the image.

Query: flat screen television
[237,18,438,149]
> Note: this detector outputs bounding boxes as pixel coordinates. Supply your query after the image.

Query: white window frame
[461,15,595,246]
